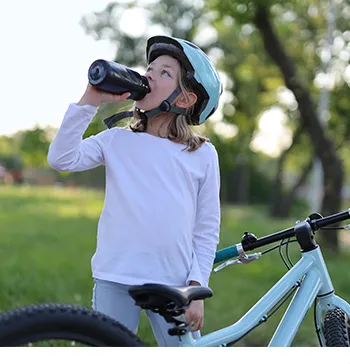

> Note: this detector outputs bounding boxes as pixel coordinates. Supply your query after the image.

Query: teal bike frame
[177,211,350,347]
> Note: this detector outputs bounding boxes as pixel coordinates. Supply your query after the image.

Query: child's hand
[185,300,204,332]
[77,83,131,107]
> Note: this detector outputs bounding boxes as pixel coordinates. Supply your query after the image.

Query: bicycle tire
[0,303,145,347]
[323,308,350,347]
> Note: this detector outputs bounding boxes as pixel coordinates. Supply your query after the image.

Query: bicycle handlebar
[214,245,239,264]
[214,209,350,265]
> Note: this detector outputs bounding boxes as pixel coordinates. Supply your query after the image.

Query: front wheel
[0,303,145,347]
[323,308,350,347]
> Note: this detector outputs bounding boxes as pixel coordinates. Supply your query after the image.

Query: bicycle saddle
[128,284,213,312]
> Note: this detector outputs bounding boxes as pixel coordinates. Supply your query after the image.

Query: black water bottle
[88,59,150,101]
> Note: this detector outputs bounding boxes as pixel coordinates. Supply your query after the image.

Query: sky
[0,0,116,136]
[0,0,290,156]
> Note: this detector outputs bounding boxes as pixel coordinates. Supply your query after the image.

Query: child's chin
[136,99,158,111]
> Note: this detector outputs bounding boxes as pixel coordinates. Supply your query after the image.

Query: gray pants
[92,278,200,347]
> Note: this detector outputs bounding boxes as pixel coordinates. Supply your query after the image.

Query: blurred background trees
[1,0,350,249]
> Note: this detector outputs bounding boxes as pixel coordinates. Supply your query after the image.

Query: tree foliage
[19,128,51,167]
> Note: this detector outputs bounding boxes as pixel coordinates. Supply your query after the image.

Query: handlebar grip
[312,209,350,230]
[214,245,239,264]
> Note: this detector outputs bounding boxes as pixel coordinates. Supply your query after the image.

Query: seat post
[167,313,191,336]
[171,315,197,346]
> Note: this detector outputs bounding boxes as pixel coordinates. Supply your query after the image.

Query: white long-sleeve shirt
[48,104,221,287]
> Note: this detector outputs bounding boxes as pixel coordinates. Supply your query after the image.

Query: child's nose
[146,71,154,82]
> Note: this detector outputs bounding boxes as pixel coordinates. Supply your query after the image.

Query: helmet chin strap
[143,87,186,119]
[104,87,186,129]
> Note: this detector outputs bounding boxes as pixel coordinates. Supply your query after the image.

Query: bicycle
[0,209,349,346]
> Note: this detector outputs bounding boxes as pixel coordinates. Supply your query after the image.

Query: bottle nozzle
[141,76,151,93]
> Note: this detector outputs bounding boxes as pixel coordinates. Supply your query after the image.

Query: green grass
[0,185,349,347]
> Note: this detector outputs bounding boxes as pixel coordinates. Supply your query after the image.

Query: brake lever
[214,252,262,273]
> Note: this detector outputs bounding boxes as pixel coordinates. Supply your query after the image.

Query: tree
[208,0,346,249]
[20,127,51,167]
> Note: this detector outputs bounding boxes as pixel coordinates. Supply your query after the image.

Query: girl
[47,35,222,346]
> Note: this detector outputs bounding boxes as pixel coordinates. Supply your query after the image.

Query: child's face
[136,55,180,111]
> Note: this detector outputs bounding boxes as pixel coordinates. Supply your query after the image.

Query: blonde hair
[129,66,208,152]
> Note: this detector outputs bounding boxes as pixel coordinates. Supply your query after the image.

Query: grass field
[0,185,349,347]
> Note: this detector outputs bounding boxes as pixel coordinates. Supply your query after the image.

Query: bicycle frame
[178,244,350,347]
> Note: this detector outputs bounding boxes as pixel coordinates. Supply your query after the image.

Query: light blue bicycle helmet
[104,35,222,128]
[145,35,222,125]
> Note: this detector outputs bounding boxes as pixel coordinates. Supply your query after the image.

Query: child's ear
[175,92,197,108]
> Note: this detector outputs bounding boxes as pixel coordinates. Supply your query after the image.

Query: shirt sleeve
[186,143,221,287]
[47,103,114,172]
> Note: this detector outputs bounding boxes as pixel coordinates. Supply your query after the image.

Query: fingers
[185,301,204,332]
[101,91,131,104]
[185,312,203,332]
[112,92,131,102]
[190,317,203,332]
[79,84,131,107]
[88,82,131,102]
